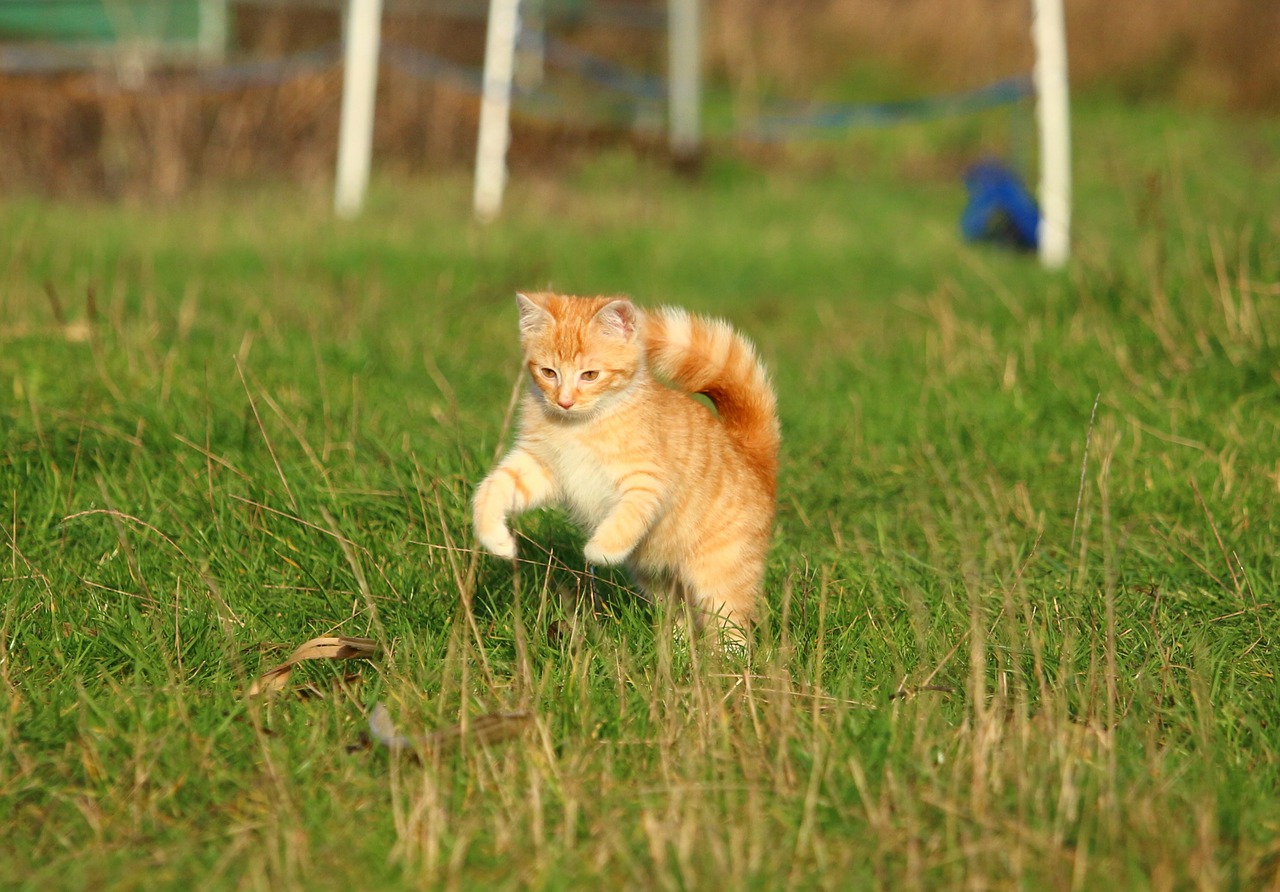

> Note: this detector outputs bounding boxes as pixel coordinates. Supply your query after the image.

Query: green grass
[3,97,1279,889]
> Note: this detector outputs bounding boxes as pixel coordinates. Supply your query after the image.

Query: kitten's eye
[580,370,600,381]
[539,367,558,380]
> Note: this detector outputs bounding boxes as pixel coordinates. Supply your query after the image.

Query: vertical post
[515,0,544,92]
[474,0,521,222]
[1032,0,1071,268]
[197,0,228,64]
[667,0,701,161]
[335,0,383,219]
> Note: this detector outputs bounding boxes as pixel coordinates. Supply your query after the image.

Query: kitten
[473,292,779,641]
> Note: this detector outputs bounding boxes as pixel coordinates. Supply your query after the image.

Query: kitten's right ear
[593,298,638,341]
[516,292,550,335]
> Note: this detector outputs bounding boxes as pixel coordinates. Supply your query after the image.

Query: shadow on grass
[468,520,656,635]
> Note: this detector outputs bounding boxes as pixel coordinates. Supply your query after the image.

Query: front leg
[473,447,557,559]
[583,466,666,566]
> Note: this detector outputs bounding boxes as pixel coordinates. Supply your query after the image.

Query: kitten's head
[515,292,643,418]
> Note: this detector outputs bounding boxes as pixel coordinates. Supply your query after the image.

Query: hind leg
[628,561,700,636]
[628,562,690,612]
[681,547,765,648]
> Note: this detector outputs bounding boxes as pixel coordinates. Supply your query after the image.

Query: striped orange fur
[473,292,779,642]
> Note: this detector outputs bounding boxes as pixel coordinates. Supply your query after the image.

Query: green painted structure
[0,1,225,51]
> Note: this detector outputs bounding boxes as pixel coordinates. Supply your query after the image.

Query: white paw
[477,526,518,560]
[583,538,630,566]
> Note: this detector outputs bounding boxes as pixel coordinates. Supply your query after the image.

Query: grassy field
[2,97,1278,889]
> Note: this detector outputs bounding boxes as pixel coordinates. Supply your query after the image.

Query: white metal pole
[474,0,521,222]
[1032,0,1071,268]
[197,0,228,64]
[667,0,701,159]
[334,0,383,218]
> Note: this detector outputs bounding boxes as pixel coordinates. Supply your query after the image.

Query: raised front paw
[583,536,633,566]
[477,524,518,560]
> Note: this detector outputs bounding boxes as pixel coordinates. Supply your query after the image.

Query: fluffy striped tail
[644,307,780,487]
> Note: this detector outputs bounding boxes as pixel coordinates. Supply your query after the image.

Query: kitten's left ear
[516,292,551,336]
[593,299,638,341]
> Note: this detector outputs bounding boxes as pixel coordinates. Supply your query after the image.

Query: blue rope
[381,41,485,95]
[540,35,665,101]
[196,45,340,91]
[381,40,656,126]
[748,75,1034,139]
[0,42,342,90]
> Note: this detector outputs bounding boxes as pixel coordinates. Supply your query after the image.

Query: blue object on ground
[961,160,1041,250]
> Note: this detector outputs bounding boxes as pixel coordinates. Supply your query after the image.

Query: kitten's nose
[557,394,576,409]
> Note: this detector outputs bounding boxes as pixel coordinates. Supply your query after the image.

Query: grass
[2,96,1279,890]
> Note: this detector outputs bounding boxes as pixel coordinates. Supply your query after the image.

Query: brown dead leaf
[247,635,379,697]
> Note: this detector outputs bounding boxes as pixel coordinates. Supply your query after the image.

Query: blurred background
[0,0,1276,200]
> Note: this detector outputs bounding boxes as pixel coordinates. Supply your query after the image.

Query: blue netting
[747,75,1033,140]
[0,25,1033,139]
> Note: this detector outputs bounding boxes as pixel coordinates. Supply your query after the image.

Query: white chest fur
[537,433,619,528]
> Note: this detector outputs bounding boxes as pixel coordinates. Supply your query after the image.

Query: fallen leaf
[247,635,379,697]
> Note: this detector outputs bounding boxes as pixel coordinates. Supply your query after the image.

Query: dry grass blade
[42,279,91,341]
[368,703,535,755]
[248,635,380,697]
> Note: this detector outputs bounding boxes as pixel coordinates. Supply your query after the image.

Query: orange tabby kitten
[473,292,779,640]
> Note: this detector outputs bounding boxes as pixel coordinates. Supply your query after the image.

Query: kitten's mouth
[544,399,593,421]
